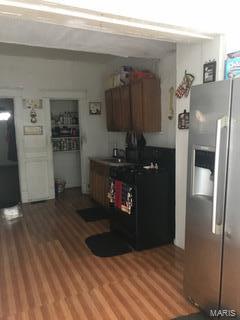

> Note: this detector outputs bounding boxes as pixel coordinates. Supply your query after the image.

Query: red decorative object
[176,71,195,99]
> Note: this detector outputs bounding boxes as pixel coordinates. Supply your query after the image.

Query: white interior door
[22,98,54,202]
[0,89,54,203]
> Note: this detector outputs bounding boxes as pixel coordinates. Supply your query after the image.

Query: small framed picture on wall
[89,102,101,115]
[178,109,190,129]
[203,60,216,83]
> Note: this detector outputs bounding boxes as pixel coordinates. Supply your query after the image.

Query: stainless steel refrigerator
[184,79,240,316]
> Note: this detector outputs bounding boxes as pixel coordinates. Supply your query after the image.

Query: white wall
[105,53,176,152]
[226,32,240,54]
[0,52,108,196]
[53,152,81,188]
[175,36,225,249]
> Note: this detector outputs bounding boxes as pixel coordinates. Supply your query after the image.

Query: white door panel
[26,159,50,201]
[21,98,54,202]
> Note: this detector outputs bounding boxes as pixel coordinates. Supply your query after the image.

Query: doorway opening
[50,99,81,196]
[0,98,21,208]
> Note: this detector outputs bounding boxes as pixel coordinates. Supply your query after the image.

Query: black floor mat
[76,207,111,222]
[174,313,210,319]
[85,232,132,257]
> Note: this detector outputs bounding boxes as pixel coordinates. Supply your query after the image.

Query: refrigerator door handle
[212,117,228,234]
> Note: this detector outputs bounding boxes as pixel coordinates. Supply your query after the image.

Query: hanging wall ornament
[178,109,190,129]
[23,98,42,123]
[30,108,37,123]
[176,71,195,99]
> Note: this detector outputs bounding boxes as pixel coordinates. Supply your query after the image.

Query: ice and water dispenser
[192,149,215,198]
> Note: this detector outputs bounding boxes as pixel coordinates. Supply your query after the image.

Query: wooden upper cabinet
[130,80,143,132]
[131,78,161,132]
[119,85,131,131]
[111,87,122,131]
[105,78,161,132]
[142,78,161,132]
[105,85,131,132]
[105,89,113,131]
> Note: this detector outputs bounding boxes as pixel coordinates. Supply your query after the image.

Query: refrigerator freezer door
[221,78,240,315]
[184,80,232,314]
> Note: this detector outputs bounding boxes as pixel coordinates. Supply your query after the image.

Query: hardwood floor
[0,188,197,319]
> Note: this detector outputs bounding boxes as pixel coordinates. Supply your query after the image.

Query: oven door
[109,178,137,247]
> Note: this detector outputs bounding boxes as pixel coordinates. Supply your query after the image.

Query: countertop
[89,157,133,167]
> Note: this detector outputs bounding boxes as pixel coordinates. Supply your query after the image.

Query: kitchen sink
[102,158,126,163]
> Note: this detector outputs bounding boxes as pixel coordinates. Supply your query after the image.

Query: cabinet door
[105,89,113,131]
[90,160,109,207]
[98,173,107,206]
[130,80,143,132]
[120,85,131,131]
[112,87,122,131]
[142,78,161,132]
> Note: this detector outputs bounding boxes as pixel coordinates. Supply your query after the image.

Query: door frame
[0,87,28,202]
[40,89,87,194]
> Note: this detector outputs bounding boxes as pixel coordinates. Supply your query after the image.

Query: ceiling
[0,15,176,59]
[38,0,236,35]
[0,0,220,60]
[0,42,117,63]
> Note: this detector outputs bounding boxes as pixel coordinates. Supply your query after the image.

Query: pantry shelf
[53,150,80,153]
[52,137,80,140]
[52,124,79,128]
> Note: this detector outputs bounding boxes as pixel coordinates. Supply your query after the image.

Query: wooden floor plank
[0,188,197,319]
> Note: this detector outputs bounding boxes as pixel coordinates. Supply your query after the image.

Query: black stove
[108,146,175,250]
[110,163,164,185]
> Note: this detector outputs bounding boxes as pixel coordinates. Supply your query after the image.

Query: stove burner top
[110,162,163,185]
